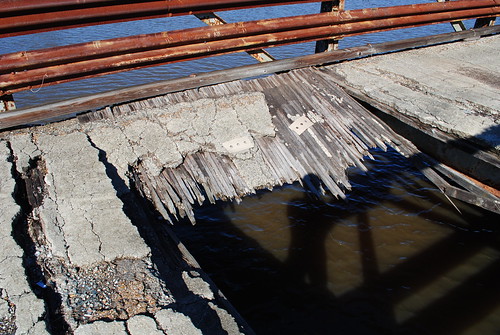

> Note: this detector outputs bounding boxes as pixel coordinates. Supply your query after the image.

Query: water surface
[1,0,462,109]
[174,148,500,335]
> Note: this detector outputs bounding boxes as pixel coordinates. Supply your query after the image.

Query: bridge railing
[0,0,498,112]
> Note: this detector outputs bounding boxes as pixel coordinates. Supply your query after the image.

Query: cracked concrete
[154,308,203,335]
[31,131,151,267]
[324,34,500,151]
[0,141,48,335]
[127,314,164,335]
[0,79,396,333]
[1,95,259,332]
[87,92,274,185]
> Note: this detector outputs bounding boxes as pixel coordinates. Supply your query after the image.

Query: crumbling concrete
[32,131,151,267]
[0,141,48,335]
[0,77,405,333]
[2,115,254,333]
[126,315,164,335]
[86,92,275,187]
[323,35,500,152]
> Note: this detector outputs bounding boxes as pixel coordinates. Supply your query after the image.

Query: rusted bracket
[436,0,467,31]
[0,95,15,112]
[474,16,497,28]
[194,12,275,62]
[315,0,345,53]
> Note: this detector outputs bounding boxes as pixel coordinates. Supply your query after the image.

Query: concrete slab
[32,131,151,267]
[87,92,275,183]
[0,140,48,335]
[323,34,500,152]
[127,315,164,335]
[2,126,254,334]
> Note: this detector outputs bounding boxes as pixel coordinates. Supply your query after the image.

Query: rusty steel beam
[0,0,326,38]
[0,1,498,94]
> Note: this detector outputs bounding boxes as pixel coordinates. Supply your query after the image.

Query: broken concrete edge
[0,134,255,334]
[0,140,50,335]
[1,87,421,224]
[0,84,422,332]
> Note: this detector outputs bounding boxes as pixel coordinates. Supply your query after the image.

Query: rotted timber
[77,67,500,220]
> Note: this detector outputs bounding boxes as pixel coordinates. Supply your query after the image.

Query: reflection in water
[173,148,500,335]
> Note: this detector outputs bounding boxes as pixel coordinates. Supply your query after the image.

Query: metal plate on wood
[223,136,254,153]
[289,115,314,135]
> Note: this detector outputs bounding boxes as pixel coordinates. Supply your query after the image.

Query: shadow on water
[173,144,500,335]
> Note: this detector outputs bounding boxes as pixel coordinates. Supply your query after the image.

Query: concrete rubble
[0,141,48,335]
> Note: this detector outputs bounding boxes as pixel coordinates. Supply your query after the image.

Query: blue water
[0,0,466,109]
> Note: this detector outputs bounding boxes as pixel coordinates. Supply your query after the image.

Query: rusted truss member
[0,0,326,38]
[1,0,498,96]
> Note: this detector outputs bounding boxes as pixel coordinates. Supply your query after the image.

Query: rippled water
[2,1,498,333]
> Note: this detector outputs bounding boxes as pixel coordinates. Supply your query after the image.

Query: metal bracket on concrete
[223,136,254,153]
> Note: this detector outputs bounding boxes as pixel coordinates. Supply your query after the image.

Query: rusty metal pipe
[0,0,319,13]
[1,0,497,38]
[0,0,325,38]
[1,5,497,94]
[1,0,497,74]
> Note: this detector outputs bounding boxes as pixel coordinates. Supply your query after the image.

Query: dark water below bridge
[174,148,499,335]
[3,1,499,334]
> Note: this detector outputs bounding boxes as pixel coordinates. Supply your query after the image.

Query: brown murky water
[173,148,500,335]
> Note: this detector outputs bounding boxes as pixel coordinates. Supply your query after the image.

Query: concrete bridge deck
[324,34,500,189]
[0,33,499,333]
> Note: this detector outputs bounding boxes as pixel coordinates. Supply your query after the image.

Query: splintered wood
[113,67,413,224]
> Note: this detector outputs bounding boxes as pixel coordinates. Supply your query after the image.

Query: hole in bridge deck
[172,147,500,335]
